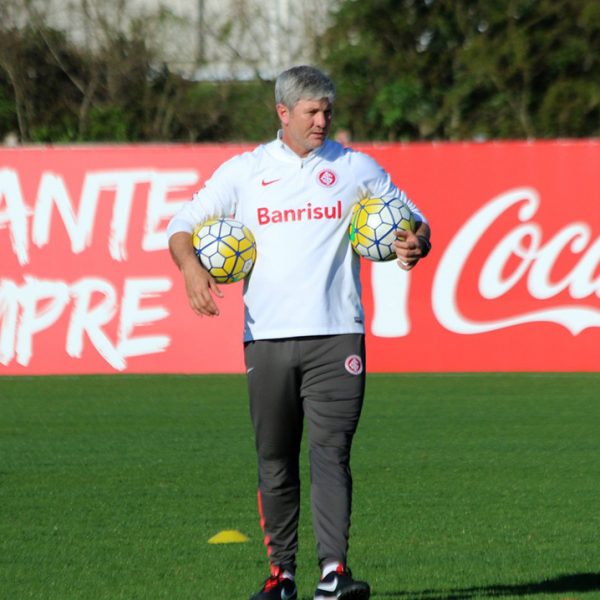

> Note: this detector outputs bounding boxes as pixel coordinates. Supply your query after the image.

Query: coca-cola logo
[432,187,600,335]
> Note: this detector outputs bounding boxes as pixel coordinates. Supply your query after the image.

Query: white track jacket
[167,136,427,342]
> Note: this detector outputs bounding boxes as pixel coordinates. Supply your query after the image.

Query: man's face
[277,98,333,157]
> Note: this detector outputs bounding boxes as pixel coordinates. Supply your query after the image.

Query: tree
[320,0,600,140]
[0,23,86,142]
[3,0,598,143]
[0,0,282,142]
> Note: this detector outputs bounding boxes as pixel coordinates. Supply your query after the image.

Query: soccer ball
[348,197,416,261]
[192,218,257,283]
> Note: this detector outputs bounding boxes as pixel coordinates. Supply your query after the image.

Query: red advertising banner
[1,141,599,374]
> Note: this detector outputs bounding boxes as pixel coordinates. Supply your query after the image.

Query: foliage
[0,72,17,134]
[0,25,83,142]
[0,20,276,144]
[174,80,276,142]
[0,1,599,142]
[320,0,600,141]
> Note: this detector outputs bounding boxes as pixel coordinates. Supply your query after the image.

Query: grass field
[1,373,599,599]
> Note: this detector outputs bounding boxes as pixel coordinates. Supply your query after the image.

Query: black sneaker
[313,566,370,599]
[250,567,298,600]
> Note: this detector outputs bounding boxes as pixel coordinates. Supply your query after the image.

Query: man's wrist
[417,235,431,257]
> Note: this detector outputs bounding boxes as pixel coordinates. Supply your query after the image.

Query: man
[167,65,431,600]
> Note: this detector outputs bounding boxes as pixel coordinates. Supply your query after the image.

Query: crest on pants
[344,354,363,375]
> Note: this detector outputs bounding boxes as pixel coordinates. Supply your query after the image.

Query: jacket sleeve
[355,151,429,226]
[166,155,243,237]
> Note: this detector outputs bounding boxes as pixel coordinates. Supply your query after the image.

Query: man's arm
[168,231,223,317]
[393,221,431,271]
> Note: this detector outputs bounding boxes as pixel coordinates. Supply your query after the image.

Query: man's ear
[276,103,290,125]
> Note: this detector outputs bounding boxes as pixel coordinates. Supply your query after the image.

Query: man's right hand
[169,231,223,317]
[182,260,223,317]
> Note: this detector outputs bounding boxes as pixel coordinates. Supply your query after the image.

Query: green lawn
[1,373,599,599]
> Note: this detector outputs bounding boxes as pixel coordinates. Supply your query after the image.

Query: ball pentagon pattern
[348,197,416,261]
[192,218,257,283]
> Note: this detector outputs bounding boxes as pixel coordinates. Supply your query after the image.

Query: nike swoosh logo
[261,178,281,186]
[281,588,296,600]
[316,576,338,592]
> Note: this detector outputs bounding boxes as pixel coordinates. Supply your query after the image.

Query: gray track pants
[244,334,366,572]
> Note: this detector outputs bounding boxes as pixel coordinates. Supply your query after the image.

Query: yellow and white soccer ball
[348,197,416,261]
[192,218,257,283]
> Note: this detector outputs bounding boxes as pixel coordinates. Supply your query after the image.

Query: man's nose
[314,112,327,128]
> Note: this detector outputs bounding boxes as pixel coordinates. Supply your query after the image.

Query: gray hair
[275,65,336,109]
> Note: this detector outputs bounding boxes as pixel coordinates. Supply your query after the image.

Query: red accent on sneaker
[262,566,293,592]
[321,562,345,580]
[263,574,281,592]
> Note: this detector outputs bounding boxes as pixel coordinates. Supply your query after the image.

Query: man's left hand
[393,229,430,271]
